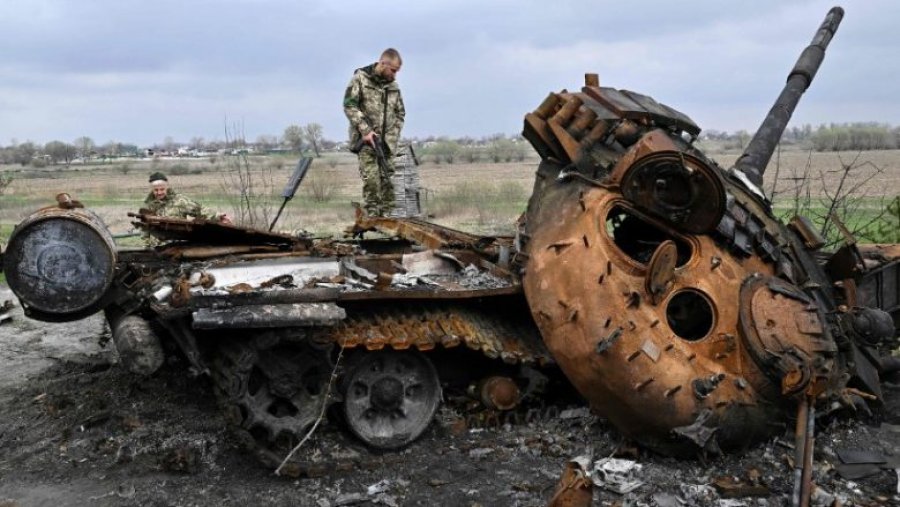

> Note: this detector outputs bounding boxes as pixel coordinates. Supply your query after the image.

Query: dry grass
[1,147,898,244]
[710,148,900,200]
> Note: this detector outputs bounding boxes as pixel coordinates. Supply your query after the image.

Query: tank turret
[518,6,894,455]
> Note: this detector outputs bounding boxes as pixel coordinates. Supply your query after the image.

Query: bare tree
[771,150,889,247]
[221,124,276,229]
[100,140,120,161]
[304,123,324,157]
[73,136,95,161]
[162,136,178,154]
[283,125,304,153]
[44,141,74,167]
[255,135,278,153]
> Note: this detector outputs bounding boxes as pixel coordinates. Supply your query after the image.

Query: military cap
[149,172,168,183]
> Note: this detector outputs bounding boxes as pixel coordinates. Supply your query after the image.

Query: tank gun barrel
[735,6,844,186]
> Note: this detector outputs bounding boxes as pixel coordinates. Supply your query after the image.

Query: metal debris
[563,454,644,495]
[548,460,592,507]
[558,407,591,420]
[712,469,769,498]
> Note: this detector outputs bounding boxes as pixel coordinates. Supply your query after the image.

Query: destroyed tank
[2,194,555,471]
[2,6,899,476]
[517,5,899,458]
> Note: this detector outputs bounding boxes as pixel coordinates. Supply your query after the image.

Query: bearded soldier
[343,48,406,216]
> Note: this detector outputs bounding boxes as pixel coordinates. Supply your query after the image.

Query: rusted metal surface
[159,245,288,260]
[516,7,891,457]
[522,185,781,452]
[131,213,311,249]
[4,205,117,321]
[712,470,769,498]
[350,211,512,259]
[859,244,900,263]
[738,276,836,396]
[475,376,521,410]
[317,300,551,365]
[548,460,593,507]
[791,395,815,507]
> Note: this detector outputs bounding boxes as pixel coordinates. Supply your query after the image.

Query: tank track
[210,298,553,474]
[315,299,552,365]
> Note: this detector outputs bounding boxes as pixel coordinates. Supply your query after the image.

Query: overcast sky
[0,0,896,147]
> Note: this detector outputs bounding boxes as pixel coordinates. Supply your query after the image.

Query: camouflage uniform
[343,63,406,216]
[141,190,218,246]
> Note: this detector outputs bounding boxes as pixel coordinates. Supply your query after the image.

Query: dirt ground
[1,285,899,507]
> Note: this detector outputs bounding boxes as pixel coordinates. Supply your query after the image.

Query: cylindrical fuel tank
[3,206,117,321]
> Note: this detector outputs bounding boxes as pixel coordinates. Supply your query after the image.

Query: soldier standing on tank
[141,171,231,246]
[343,48,406,217]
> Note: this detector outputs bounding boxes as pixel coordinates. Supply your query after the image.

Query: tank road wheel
[342,350,441,449]
[212,336,336,468]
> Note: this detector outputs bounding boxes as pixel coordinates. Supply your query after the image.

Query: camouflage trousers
[357,148,395,216]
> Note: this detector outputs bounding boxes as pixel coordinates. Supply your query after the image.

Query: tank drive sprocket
[211,332,337,468]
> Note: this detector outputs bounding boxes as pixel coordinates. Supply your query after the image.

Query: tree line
[0,123,330,168]
[4,122,900,169]
[702,122,900,152]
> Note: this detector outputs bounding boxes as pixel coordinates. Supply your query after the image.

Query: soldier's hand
[218,213,233,225]
[363,131,378,147]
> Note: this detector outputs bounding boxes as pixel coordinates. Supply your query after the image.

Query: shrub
[870,196,900,243]
[168,163,190,175]
[303,172,338,203]
[0,172,12,197]
[497,181,525,203]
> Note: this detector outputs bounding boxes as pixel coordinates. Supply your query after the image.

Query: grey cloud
[0,0,897,145]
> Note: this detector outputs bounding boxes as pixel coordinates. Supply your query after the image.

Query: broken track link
[210,333,339,471]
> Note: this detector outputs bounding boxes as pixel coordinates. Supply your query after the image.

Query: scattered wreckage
[1,7,899,502]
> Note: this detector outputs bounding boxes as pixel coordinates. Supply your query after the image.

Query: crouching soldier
[141,171,231,246]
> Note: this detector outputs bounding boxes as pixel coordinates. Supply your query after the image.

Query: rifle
[268,157,312,232]
[351,136,390,172]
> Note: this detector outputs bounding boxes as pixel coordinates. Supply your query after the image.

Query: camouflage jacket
[143,190,217,220]
[343,63,405,155]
